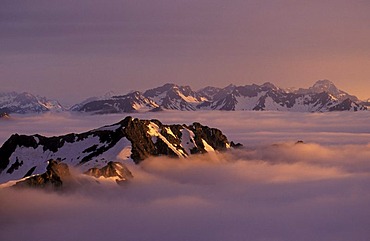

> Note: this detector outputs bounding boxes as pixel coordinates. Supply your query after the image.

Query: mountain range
[0,116,239,189]
[0,91,64,114]
[1,80,368,114]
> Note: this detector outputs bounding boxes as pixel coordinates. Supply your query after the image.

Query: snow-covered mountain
[294,79,359,102]
[71,91,158,114]
[143,83,206,111]
[0,91,64,114]
[69,91,117,111]
[5,80,366,114]
[0,116,237,187]
[198,81,366,112]
[72,80,366,113]
[73,83,207,113]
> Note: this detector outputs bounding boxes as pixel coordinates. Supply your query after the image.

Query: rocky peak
[85,161,133,184]
[297,80,359,102]
[312,79,339,94]
[14,159,72,190]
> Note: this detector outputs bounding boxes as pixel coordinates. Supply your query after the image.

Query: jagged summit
[0,116,239,187]
[312,79,336,89]
[296,80,359,102]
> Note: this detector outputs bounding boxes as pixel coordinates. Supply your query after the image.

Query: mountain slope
[72,91,158,114]
[0,92,64,114]
[69,91,117,111]
[0,116,237,185]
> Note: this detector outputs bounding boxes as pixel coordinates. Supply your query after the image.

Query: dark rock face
[120,117,235,163]
[188,122,230,153]
[121,118,157,162]
[14,160,71,190]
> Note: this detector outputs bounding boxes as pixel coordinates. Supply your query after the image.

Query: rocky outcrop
[187,122,230,154]
[14,160,72,190]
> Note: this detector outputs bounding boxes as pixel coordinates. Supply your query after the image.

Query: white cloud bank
[0,111,370,241]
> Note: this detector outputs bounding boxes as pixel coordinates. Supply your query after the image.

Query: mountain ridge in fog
[1,80,367,114]
[0,116,238,187]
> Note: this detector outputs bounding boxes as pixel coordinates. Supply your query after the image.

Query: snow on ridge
[147,122,187,158]
[202,139,215,152]
[180,128,196,155]
[0,132,134,184]
[177,91,200,103]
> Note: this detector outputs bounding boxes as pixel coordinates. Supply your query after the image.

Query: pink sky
[1,0,370,104]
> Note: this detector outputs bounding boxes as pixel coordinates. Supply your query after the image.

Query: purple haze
[1,0,370,105]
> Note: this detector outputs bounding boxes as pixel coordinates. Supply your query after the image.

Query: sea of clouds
[1,111,369,241]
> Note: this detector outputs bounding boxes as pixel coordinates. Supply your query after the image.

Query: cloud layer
[1,111,370,241]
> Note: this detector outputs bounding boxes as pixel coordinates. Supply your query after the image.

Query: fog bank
[1,111,369,241]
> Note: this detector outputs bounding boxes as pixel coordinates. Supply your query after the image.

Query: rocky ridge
[0,116,238,188]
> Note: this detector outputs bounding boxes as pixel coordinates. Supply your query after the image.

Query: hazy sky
[1,0,370,104]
